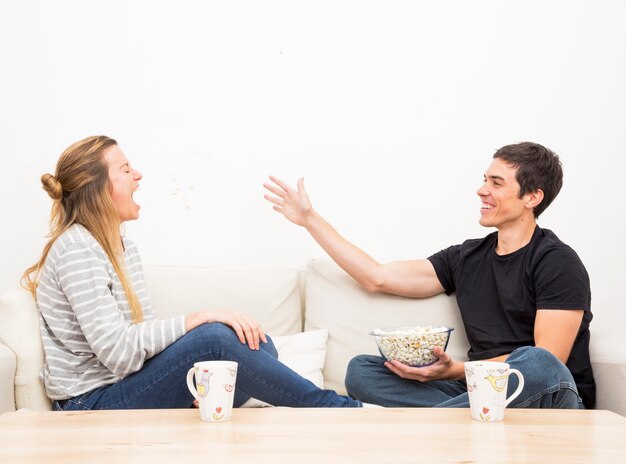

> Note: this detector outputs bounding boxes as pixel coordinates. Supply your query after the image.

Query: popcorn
[370,326,453,367]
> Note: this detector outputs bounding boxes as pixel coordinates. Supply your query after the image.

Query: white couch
[0,260,624,415]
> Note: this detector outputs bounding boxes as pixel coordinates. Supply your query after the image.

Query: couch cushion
[273,328,328,388]
[144,266,303,335]
[0,288,51,411]
[304,260,470,395]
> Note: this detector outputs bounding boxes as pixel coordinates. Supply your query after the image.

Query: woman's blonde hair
[22,135,143,323]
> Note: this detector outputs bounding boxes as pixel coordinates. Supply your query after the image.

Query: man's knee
[507,346,570,379]
[506,346,581,408]
[345,355,380,398]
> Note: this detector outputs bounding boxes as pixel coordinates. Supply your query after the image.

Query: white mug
[186,361,238,422]
[464,361,524,422]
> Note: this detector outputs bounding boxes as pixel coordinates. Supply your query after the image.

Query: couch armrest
[0,288,51,411]
[593,359,626,416]
[0,342,16,413]
[590,325,626,416]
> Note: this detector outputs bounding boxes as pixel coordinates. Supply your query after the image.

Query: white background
[1,1,624,332]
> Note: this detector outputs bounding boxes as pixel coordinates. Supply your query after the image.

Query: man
[264,142,594,409]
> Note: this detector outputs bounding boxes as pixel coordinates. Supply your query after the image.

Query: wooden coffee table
[1,407,624,463]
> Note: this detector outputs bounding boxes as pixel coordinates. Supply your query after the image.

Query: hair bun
[41,173,63,200]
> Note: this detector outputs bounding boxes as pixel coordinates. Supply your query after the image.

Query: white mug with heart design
[186,360,238,422]
[464,361,524,422]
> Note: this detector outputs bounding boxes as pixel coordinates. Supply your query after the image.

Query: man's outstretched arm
[264,176,444,298]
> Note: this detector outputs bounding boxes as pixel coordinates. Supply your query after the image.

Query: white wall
[2,1,625,331]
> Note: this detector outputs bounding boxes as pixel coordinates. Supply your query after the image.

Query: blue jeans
[345,346,584,409]
[53,323,361,410]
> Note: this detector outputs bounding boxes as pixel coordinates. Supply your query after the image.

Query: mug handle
[504,368,524,406]
[186,367,200,400]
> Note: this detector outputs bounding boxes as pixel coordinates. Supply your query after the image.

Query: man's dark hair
[493,142,563,218]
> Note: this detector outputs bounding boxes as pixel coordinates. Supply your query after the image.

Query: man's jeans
[54,322,361,410]
[345,346,584,409]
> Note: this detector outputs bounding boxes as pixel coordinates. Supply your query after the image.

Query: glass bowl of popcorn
[369,325,454,367]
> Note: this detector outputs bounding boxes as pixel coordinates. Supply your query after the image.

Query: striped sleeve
[56,241,186,379]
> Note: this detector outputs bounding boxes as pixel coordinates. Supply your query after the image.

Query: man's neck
[495,219,538,255]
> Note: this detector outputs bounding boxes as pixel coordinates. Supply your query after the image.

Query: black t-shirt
[427,226,595,408]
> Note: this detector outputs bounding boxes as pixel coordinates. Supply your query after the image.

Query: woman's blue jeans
[53,323,361,410]
[345,346,584,409]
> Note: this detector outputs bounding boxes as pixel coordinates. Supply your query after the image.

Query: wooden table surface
[1,407,624,463]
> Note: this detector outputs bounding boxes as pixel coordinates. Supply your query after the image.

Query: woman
[23,135,362,410]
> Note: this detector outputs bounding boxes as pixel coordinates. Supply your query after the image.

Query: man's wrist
[452,361,466,381]
[303,209,321,231]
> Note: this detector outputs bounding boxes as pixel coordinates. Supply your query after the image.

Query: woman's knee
[190,323,278,358]
[193,322,233,337]
[188,322,241,351]
[261,335,278,358]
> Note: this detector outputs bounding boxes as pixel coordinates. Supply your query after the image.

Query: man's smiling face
[476,158,530,229]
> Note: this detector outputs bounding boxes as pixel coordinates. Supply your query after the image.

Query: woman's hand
[384,347,465,382]
[263,176,314,227]
[185,310,267,350]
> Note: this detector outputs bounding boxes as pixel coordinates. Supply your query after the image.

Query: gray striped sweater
[36,224,187,400]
